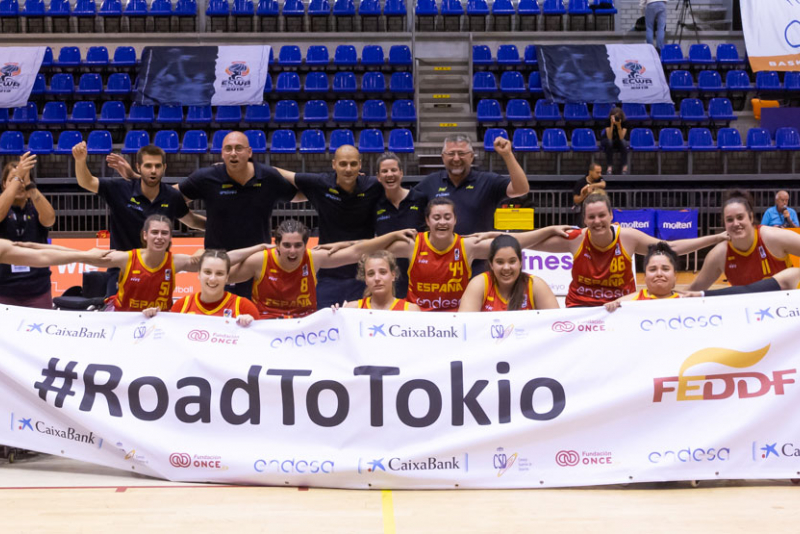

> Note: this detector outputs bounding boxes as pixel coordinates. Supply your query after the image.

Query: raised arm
[72,142,100,193]
[761,225,800,257]
[624,226,728,256]
[0,173,23,222]
[494,137,530,198]
[687,243,726,291]
[1,240,113,268]
[106,153,140,180]
[178,210,206,231]
[313,229,417,269]
[465,225,572,261]
[227,250,266,284]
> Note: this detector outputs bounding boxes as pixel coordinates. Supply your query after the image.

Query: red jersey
[252,248,317,319]
[358,297,412,310]
[481,272,535,311]
[633,289,680,300]
[406,232,471,312]
[725,227,791,286]
[171,291,259,318]
[108,249,174,311]
[566,225,636,307]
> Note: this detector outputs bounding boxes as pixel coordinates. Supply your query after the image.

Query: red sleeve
[171,296,187,313]
[238,297,260,318]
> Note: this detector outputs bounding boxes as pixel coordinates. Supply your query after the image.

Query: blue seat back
[330,129,355,150]
[512,128,539,151]
[388,128,415,153]
[333,71,357,93]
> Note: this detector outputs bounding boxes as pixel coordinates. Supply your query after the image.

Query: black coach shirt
[180,162,296,250]
[374,188,427,236]
[0,203,51,297]
[413,169,511,235]
[97,178,190,251]
[295,171,384,278]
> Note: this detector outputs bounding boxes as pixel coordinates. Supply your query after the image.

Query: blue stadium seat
[84,46,109,69]
[54,130,82,155]
[308,0,331,18]
[274,100,300,124]
[0,0,20,21]
[499,71,525,93]
[304,72,329,93]
[697,70,723,93]
[669,70,694,93]
[496,45,521,67]
[105,73,131,96]
[756,71,783,95]
[333,99,358,123]
[441,0,463,19]
[186,105,213,124]
[255,0,277,18]
[523,44,538,67]
[512,128,539,152]
[621,103,648,122]
[477,99,502,122]
[517,0,541,19]
[10,102,38,125]
[564,102,591,123]
[76,73,102,96]
[660,44,686,68]
[215,105,243,124]
[210,130,232,154]
[40,46,53,68]
[389,45,412,67]
[391,100,417,123]
[181,130,209,154]
[47,0,70,17]
[384,0,407,20]
[541,128,569,152]
[687,128,715,151]
[31,73,45,97]
[776,127,800,150]
[150,0,172,15]
[651,102,677,122]
[73,0,97,17]
[112,46,136,67]
[329,129,355,150]
[746,127,773,151]
[276,71,301,93]
[491,0,514,16]
[334,45,358,68]
[708,97,736,123]
[281,0,304,16]
[534,100,561,122]
[362,71,386,93]
[27,130,53,155]
[40,102,67,125]
[0,108,9,124]
[362,99,388,123]
[358,0,380,17]
[679,98,707,123]
[0,131,24,155]
[56,46,80,68]
[243,103,271,123]
[688,44,714,67]
[659,128,686,151]
[483,128,509,152]
[716,43,746,67]
[390,72,413,94]
[571,128,598,151]
[23,0,45,18]
[121,130,150,154]
[630,128,657,151]
[69,101,97,124]
[506,98,532,122]
[122,0,145,17]
[725,70,753,92]
[263,73,273,93]
[362,45,385,67]
[299,129,326,154]
[333,71,357,93]
[306,45,329,68]
[87,130,113,155]
[244,129,267,153]
[528,71,543,97]
[127,103,155,124]
[270,129,297,153]
[48,73,74,96]
[358,129,385,153]
[157,104,184,124]
[278,46,302,69]
[542,0,565,14]
[472,45,493,68]
[153,130,179,153]
[303,100,329,123]
[175,0,197,17]
[784,71,800,93]
[473,72,498,93]
[98,101,125,124]
[717,127,744,151]
[388,128,415,153]
[231,0,254,16]
[333,0,355,18]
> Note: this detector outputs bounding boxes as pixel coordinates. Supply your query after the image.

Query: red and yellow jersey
[481,272,535,311]
[566,225,636,307]
[633,289,680,301]
[252,248,317,319]
[108,249,174,311]
[171,291,259,318]
[358,297,412,310]
[725,226,791,286]
[406,232,471,312]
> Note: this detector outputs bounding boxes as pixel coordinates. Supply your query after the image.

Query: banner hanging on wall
[1,292,799,489]
[741,0,800,71]
[0,47,47,108]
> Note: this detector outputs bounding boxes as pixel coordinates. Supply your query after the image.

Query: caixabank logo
[653,345,796,402]
[357,453,468,474]
[18,319,115,341]
[746,305,800,324]
[752,441,800,461]
[359,321,466,340]
[10,412,102,449]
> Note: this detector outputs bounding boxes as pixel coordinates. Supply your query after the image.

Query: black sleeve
[294,173,327,203]
[96,178,125,208]
[487,172,512,204]
[705,278,782,297]
[264,165,299,203]
[412,174,433,202]
[179,169,205,200]
[572,178,586,198]
[167,188,190,218]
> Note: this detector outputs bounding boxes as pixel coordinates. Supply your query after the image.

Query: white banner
[2,293,800,489]
[606,44,672,104]
[0,47,46,108]
[742,0,800,71]
[211,45,271,106]
[522,250,573,296]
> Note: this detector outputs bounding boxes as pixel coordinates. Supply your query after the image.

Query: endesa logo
[360,322,464,340]
[357,454,467,473]
[752,441,800,461]
[270,327,339,349]
[11,412,102,449]
[746,306,800,324]
[639,314,722,332]
[551,319,606,333]
[187,329,239,345]
[653,345,796,402]
[253,458,334,474]
[19,320,114,340]
[170,452,228,470]
[648,446,730,464]
[555,450,613,467]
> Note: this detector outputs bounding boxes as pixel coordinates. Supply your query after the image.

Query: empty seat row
[0,0,197,18]
[39,46,137,70]
[30,72,133,97]
[668,69,799,94]
[206,0,407,17]
[473,44,540,69]
[417,0,616,20]
[661,43,747,68]
[473,71,543,94]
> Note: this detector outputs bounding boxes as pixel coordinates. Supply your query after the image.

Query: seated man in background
[761,190,798,229]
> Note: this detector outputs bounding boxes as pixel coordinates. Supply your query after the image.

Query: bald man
[278,145,384,308]
[761,190,798,229]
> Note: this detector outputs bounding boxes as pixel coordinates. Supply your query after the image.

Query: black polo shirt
[97,178,189,251]
[295,171,384,279]
[0,203,51,297]
[413,169,511,235]
[180,162,296,250]
[374,188,427,236]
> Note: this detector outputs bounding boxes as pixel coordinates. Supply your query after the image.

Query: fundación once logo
[551,319,605,333]
[187,329,239,345]
[170,452,227,470]
[653,345,796,402]
[555,450,613,467]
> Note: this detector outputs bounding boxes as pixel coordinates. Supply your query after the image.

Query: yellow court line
[381,490,396,534]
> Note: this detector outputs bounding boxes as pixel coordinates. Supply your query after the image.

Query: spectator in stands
[641,0,667,53]
[0,152,56,309]
[600,107,629,175]
[572,162,606,225]
[761,190,798,228]
[277,145,385,308]
[73,142,206,297]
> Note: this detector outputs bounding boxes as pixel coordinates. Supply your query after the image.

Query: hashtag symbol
[33,358,78,408]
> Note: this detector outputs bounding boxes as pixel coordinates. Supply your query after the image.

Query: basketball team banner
[741,0,800,71]
[0,46,47,108]
[1,292,799,489]
[537,44,671,104]
[134,45,271,106]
